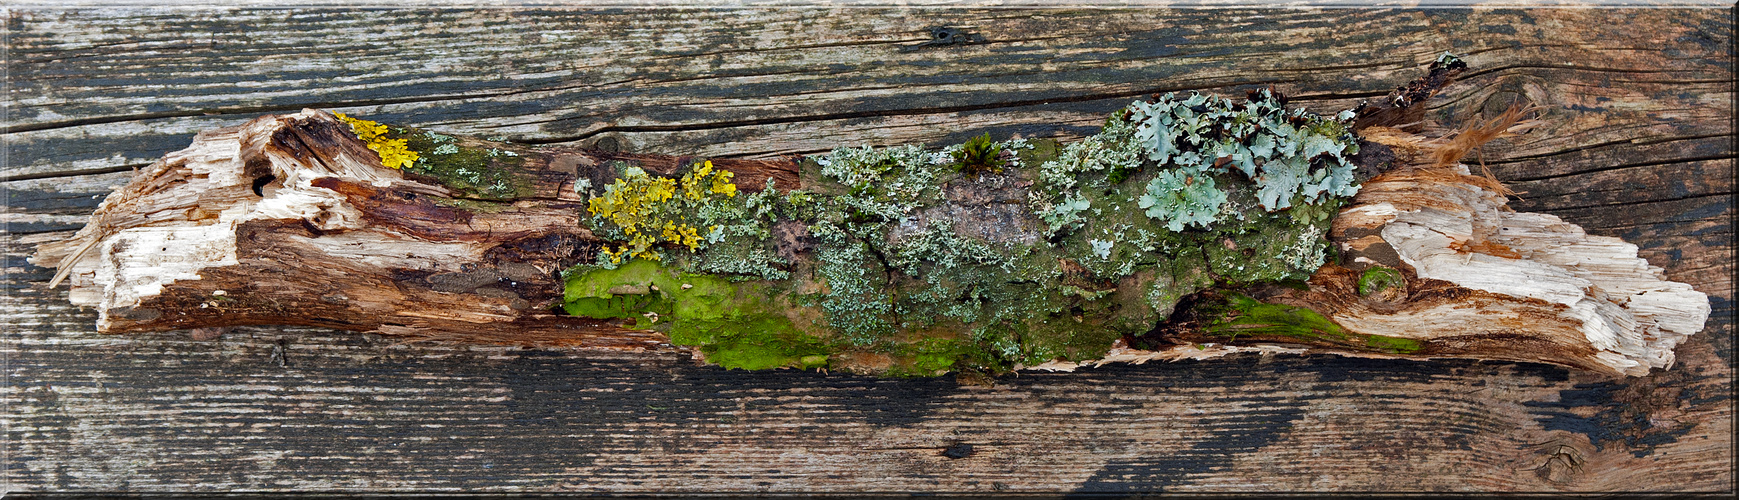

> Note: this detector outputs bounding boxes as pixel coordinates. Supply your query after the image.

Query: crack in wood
[2,93,520,135]
[518,80,1294,145]
[1495,152,1730,175]
[0,163,146,183]
[1512,192,1733,213]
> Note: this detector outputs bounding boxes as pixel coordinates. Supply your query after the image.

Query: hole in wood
[251,174,277,197]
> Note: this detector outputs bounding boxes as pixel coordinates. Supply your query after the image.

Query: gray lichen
[1128,89,1360,213]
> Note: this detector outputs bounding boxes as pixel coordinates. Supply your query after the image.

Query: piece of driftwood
[32,101,1709,377]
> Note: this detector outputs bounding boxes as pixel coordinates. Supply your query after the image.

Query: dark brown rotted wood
[1,7,1729,493]
[1351,51,1469,132]
[31,109,804,350]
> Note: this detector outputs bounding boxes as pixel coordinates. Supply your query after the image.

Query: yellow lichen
[587,161,737,264]
[681,161,738,199]
[334,112,420,169]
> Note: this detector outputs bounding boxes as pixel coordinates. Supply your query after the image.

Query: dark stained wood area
[2,7,1731,493]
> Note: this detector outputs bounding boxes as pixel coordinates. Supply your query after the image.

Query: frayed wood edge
[1363,105,1543,199]
[1017,341,1324,373]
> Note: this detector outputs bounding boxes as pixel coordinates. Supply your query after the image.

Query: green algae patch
[562,259,832,370]
[970,316,1123,369]
[1359,265,1407,297]
[561,259,673,322]
[1363,334,1422,354]
[1141,249,1216,320]
[1206,292,1420,354]
[682,315,831,371]
[1207,292,1345,342]
[799,354,830,369]
[882,337,980,377]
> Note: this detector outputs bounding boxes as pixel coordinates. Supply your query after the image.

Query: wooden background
[2,7,1732,493]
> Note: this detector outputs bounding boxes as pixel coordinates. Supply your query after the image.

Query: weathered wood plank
[5,9,1730,174]
[1,6,1730,493]
[3,284,1730,491]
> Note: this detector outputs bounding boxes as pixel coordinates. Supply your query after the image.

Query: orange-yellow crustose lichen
[588,160,737,265]
[334,112,420,169]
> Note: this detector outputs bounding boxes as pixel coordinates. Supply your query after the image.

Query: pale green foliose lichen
[1128,89,1360,212]
[1138,169,1228,231]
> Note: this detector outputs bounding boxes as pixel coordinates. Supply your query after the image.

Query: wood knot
[901,26,985,52]
[1525,439,1590,485]
[939,442,975,459]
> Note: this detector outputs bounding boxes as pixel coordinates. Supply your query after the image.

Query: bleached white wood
[1355,165,1709,376]
[34,109,418,330]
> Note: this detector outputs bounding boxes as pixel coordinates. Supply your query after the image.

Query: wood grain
[2,7,1731,493]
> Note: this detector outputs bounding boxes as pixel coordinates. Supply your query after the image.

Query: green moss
[1364,335,1422,354]
[562,259,672,323]
[1016,138,1062,169]
[1033,319,1124,362]
[684,315,831,371]
[1359,265,1407,297]
[799,354,830,369]
[1206,292,1345,343]
[1205,292,1421,354]
[881,337,977,377]
[562,259,831,370]
[950,133,1009,175]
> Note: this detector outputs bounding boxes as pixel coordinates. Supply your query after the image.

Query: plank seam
[1502,154,1737,183]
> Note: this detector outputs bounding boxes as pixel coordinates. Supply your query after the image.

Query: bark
[32,109,795,351]
[31,106,1710,377]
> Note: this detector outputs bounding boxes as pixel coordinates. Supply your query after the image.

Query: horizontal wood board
[1,7,1733,493]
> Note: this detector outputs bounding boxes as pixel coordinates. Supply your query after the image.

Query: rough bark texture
[28,107,1710,378]
[30,109,803,352]
[2,7,1731,493]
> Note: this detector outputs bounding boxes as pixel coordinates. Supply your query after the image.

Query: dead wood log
[31,109,795,351]
[32,98,1709,377]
